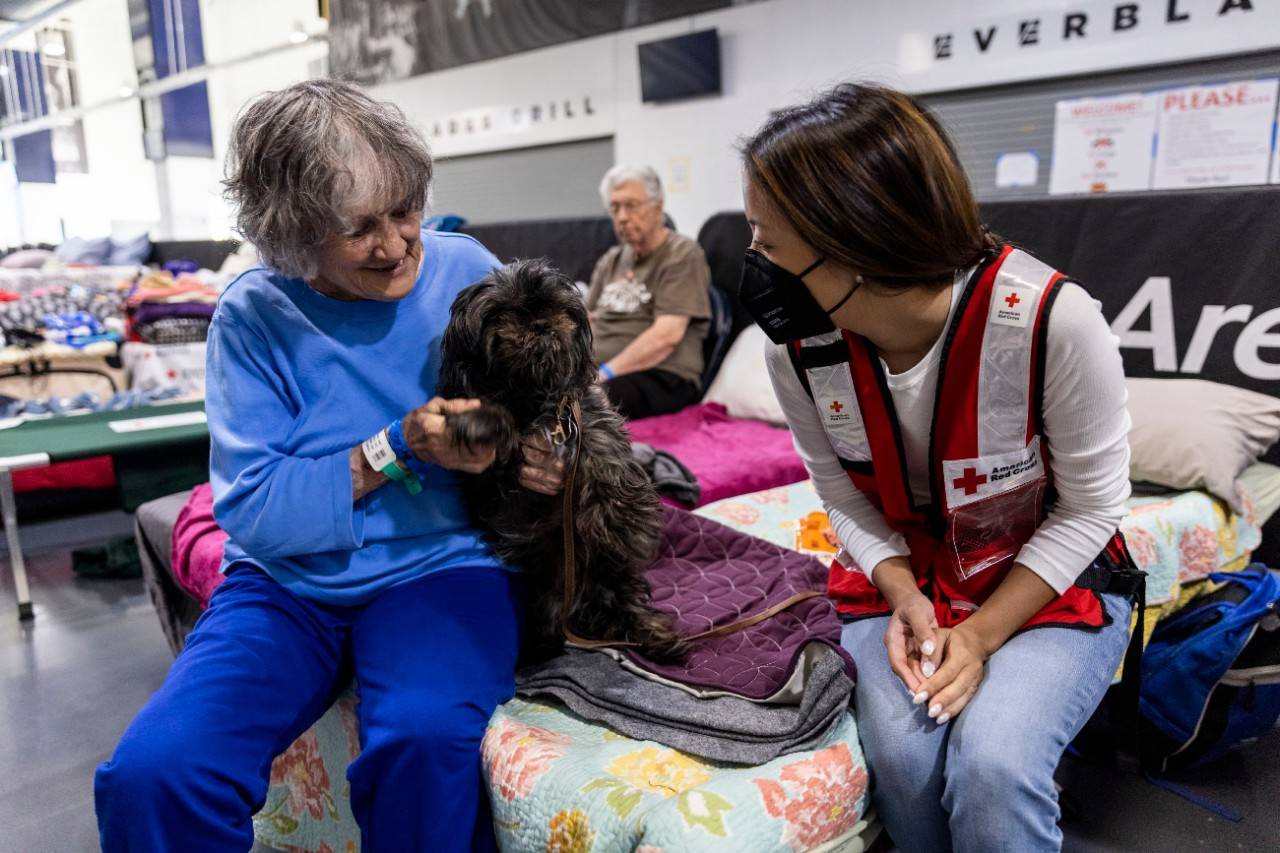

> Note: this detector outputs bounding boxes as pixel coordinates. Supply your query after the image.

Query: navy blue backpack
[1139,566,1280,772]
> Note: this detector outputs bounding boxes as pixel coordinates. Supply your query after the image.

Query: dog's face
[441,260,597,417]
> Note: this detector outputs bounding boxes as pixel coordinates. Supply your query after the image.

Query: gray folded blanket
[515,643,854,765]
[631,442,701,505]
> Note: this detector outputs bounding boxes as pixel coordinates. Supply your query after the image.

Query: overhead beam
[0,34,328,142]
[0,0,86,48]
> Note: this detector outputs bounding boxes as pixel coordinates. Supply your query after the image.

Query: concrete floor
[2,510,1278,852]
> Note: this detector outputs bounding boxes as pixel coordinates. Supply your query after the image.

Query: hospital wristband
[362,427,422,496]
[387,417,434,480]
[361,428,397,472]
[599,363,616,380]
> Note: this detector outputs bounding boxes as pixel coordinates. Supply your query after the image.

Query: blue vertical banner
[147,0,214,158]
[13,131,56,184]
[5,49,55,183]
[159,81,214,157]
[149,0,206,76]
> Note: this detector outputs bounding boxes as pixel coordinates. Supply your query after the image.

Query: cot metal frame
[0,454,51,620]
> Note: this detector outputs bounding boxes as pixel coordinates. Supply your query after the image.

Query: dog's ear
[440,281,491,397]
[556,272,599,391]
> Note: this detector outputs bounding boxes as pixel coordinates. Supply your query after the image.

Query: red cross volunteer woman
[738,83,1144,853]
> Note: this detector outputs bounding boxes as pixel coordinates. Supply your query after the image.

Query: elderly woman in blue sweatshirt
[95,80,562,852]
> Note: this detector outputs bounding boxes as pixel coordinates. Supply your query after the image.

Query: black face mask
[737,250,860,344]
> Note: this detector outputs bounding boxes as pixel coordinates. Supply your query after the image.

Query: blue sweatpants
[95,564,521,853]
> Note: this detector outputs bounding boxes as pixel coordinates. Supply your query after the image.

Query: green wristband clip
[380,460,423,496]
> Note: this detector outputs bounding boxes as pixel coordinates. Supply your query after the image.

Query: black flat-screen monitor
[638,29,721,104]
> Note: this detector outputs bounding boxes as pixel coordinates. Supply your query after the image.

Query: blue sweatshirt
[205,230,506,605]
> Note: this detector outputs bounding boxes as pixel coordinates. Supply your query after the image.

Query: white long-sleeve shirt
[765,270,1132,595]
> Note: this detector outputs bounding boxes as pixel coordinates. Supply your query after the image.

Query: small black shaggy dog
[437,259,687,663]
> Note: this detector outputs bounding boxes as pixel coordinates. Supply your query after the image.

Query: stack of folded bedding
[514,505,856,764]
[516,644,853,765]
[124,271,220,345]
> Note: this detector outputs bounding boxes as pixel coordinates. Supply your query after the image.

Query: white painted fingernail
[937,712,951,725]
[912,691,928,705]
[921,661,936,678]
[928,703,942,718]
[921,640,936,656]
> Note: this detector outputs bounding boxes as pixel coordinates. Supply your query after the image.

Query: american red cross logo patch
[952,467,988,496]
[991,285,1030,328]
[829,401,843,413]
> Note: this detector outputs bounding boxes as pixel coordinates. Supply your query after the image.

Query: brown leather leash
[553,398,824,651]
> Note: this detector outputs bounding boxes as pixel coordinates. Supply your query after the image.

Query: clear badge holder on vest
[947,480,1045,581]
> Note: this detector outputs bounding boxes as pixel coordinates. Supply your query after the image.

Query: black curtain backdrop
[981,188,1280,403]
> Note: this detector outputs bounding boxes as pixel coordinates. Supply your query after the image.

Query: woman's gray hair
[598,164,663,207]
[224,79,432,281]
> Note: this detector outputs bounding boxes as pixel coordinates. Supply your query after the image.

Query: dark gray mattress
[134,489,200,656]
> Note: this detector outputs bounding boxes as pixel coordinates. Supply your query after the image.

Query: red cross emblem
[952,467,988,496]
[829,401,843,413]
[1004,291,1021,308]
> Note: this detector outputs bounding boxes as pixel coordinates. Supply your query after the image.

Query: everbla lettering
[933,0,1257,59]
[1110,277,1280,380]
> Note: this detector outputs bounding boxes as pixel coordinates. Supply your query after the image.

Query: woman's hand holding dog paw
[518,432,566,495]
[404,398,496,474]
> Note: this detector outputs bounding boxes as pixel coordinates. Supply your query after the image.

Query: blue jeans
[95,565,521,853]
[841,592,1131,853]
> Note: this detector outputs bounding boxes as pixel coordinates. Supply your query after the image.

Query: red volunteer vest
[790,246,1126,630]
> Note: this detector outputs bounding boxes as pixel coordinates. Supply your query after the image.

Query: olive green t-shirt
[585,231,711,386]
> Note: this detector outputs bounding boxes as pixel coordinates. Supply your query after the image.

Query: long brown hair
[741,83,996,288]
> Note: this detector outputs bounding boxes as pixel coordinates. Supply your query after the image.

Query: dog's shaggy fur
[437,259,687,663]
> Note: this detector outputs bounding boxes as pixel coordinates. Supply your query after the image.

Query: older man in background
[587,165,711,420]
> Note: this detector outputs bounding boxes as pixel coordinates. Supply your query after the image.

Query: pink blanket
[626,403,807,508]
[171,482,229,608]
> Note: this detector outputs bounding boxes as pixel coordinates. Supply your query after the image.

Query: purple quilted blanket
[624,506,855,700]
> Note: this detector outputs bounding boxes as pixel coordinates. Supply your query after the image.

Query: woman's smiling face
[311,198,425,302]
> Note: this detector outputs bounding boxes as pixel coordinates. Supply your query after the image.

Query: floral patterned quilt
[253,691,875,853]
[483,700,874,852]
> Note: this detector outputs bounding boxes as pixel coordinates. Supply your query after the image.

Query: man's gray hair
[598,164,663,208]
[223,79,432,281]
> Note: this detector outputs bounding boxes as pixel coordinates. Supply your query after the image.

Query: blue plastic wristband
[388,417,434,480]
[599,363,616,380]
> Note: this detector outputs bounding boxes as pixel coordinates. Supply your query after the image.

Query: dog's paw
[634,611,692,662]
[445,405,518,459]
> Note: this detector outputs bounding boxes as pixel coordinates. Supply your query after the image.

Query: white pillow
[703,324,787,425]
[1126,378,1280,512]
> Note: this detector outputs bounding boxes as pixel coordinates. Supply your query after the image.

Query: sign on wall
[1048,77,1280,195]
[913,0,1278,93]
[1151,78,1279,189]
[423,93,613,158]
[1048,92,1159,194]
